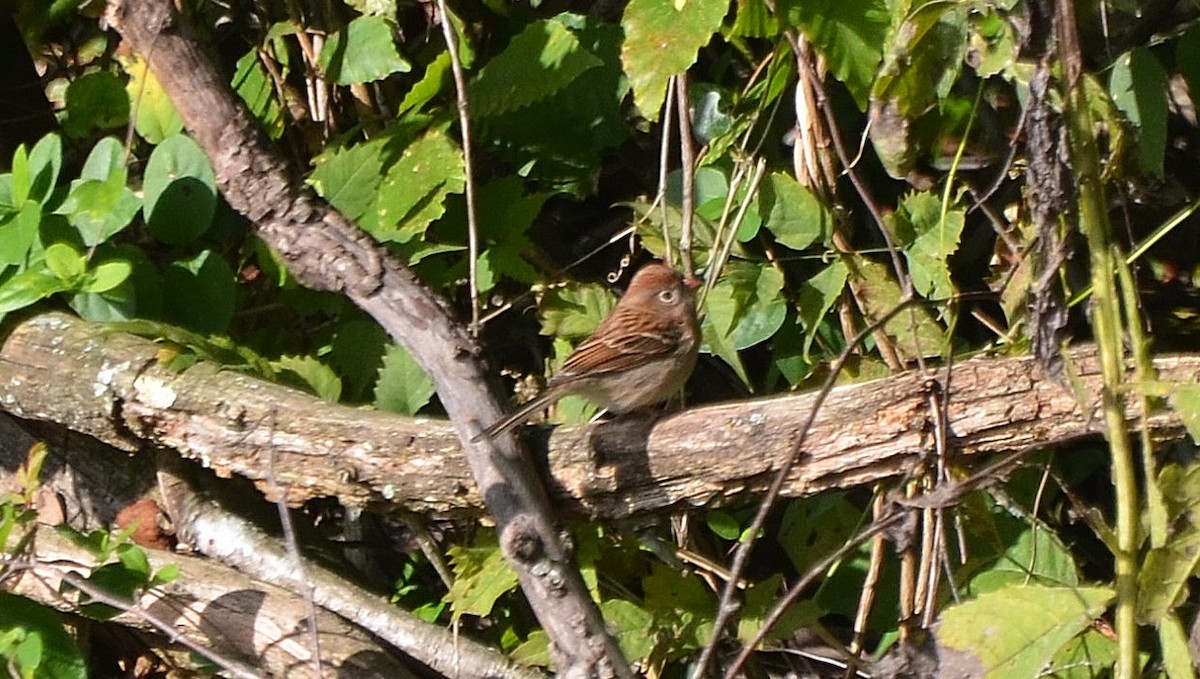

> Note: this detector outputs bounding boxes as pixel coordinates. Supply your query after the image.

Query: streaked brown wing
[560,308,680,376]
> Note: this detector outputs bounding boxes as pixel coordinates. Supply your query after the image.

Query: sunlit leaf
[621,0,730,120]
[320,15,411,85]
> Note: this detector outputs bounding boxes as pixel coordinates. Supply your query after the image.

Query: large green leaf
[1136,461,1200,624]
[470,19,602,118]
[162,250,236,334]
[0,593,87,679]
[363,129,464,243]
[760,172,830,251]
[142,134,217,245]
[935,585,1114,679]
[778,0,890,110]
[374,343,435,415]
[621,0,730,120]
[1110,47,1167,177]
[121,54,184,144]
[309,139,386,221]
[319,15,411,85]
[232,50,285,140]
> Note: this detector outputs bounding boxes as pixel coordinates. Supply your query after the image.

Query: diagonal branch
[102,0,630,674]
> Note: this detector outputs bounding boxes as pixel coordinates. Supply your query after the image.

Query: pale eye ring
[658,289,677,303]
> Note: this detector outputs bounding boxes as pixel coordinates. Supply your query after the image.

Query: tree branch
[4,312,1198,519]
[101,0,630,673]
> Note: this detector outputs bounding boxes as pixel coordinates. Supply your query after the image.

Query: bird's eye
[658,289,677,304]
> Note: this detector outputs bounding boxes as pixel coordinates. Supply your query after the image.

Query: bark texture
[4,313,1197,519]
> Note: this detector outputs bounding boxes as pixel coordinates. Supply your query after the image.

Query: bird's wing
[559,308,682,376]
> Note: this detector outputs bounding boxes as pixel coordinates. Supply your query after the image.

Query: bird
[478,261,701,440]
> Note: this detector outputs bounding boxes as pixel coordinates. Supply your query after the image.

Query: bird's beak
[683,275,702,290]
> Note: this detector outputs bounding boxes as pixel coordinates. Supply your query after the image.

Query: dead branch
[4,523,418,678]
[3,312,1197,519]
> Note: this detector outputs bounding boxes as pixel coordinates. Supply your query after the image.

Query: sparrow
[479,261,700,439]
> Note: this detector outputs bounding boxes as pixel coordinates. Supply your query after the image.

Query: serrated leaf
[399,49,452,115]
[320,15,411,85]
[470,20,602,118]
[143,134,217,245]
[374,344,435,415]
[310,139,386,221]
[539,281,616,340]
[851,257,947,359]
[621,0,730,120]
[601,599,656,661]
[275,355,343,403]
[935,585,1114,679]
[120,53,184,144]
[797,259,848,360]
[1110,47,1167,177]
[444,542,519,620]
[778,0,889,110]
[366,130,464,243]
[900,191,964,301]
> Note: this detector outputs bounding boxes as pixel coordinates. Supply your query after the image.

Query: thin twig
[437,0,482,332]
[675,74,696,277]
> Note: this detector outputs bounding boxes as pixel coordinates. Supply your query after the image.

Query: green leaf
[162,250,236,334]
[143,134,217,245]
[738,574,820,643]
[778,494,862,575]
[26,133,63,205]
[117,543,152,580]
[704,261,787,350]
[58,176,141,247]
[374,343,435,415]
[0,201,43,267]
[1110,47,1168,177]
[0,593,86,679]
[69,281,137,323]
[601,599,656,662]
[309,139,385,221]
[1136,461,1200,624]
[328,319,390,402]
[851,257,947,359]
[10,144,30,206]
[760,172,829,251]
[797,259,847,360]
[44,243,86,283]
[898,191,964,301]
[0,270,70,317]
[705,510,741,541]
[1169,384,1200,445]
[444,542,519,620]
[61,71,130,138]
[81,258,132,293]
[539,281,616,340]
[365,129,464,243]
[79,137,127,183]
[778,0,889,109]
[470,20,602,118]
[871,4,968,117]
[320,15,411,85]
[1159,613,1194,679]
[275,355,343,403]
[621,0,730,120]
[935,585,1114,679]
[398,49,453,115]
[232,50,285,140]
[121,54,184,143]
